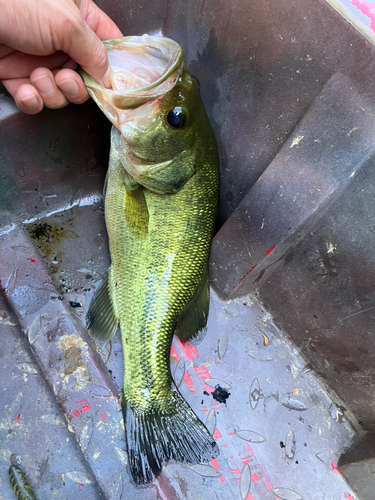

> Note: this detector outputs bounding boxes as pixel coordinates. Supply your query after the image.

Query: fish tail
[123,384,219,485]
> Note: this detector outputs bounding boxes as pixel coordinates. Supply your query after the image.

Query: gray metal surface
[1,0,373,497]
[0,201,357,499]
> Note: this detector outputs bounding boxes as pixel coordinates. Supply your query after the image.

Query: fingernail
[32,74,55,96]
[101,66,112,89]
[20,94,39,110]
[57,78,79,96]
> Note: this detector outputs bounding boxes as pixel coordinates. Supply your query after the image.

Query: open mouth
[81,35,183,111]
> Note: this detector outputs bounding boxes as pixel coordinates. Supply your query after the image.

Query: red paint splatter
[239,264,257,282]
[75,482,84,487]
[211,458,220,470]
[73,409,80,417]
[344,494,353,500]
[352,0,375,34]
[219,475,226,483]
[177,338,199,361]
[230,468,242,474]
[183,372,197,393]
[246,445,256,460]
[258,465,273,490]
[16,414,21,424]
[27,258,36,263]
[240,456,251,465]
[74,399,87,404]
[246,494,256,500]
[227,431,236,436]
[331,461,343,476]
[222,444,228,448]
[81,403,91,413]
[252,473,260,482]
[55,136,60,142]
[101,413,107,422]
[288,227,292,230]
[193,365,211,380]
[48,141,52,149]
[170,343,180,361]
[264,245,276,256]
[213,428,222,439]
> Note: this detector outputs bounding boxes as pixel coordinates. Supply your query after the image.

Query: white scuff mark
[349,171,356,178]
[290,135,304,148]
[326,242,336,254]
[347,127,358,137]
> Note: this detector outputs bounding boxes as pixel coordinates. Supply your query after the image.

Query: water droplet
[246,349,273,361]
[249,378,262,410]
[205,408,217,436]
[285,429,296,459]
[204,378,231,390]
[271,487,303,500]
[282,399,307,411]
[240,463,252,499]
[235,430,266,443]
[190,464,222,477]
[173,357,185,388]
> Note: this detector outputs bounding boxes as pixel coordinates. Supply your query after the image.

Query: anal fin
[175,266,210,342]
[87,271,119,341]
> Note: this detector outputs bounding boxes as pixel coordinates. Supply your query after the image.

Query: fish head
[81,35,213,194]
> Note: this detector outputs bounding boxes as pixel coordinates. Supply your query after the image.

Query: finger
[2,79,43,114]
[30,67,68,109]
[55,68,90,104]
[0,51,70,80]
[83,2,123,40]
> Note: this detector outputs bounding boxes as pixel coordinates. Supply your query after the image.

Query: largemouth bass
[81,35,220,485]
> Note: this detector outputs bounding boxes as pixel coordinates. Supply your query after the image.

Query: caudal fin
[123,385,219,485]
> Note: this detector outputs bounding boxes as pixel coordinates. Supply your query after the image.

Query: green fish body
[82,36,220,484]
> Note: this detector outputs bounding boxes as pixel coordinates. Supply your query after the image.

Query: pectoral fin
[87,271,119,341]
[175,266,210,342]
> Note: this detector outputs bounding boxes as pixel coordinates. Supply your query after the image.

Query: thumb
[63,20,112,87]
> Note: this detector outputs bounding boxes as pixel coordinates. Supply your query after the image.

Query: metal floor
[0,203,357,500]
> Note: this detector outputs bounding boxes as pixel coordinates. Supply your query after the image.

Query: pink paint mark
[27,258,36,263]
[252,473,260,482]
[264,245,276,256]
[352,0,375,34]
[246,445,257,460]
[74,399,87,404]
[331,461,343,476]
[183,371,198,393]
[227,431,236,436]
[16,414,21,424]
[213,428,222,439]
[219,475,226,483]
[200,406,209,413]
[211,458,220,470]
[177,338,199,361]
[239,264,258,282]
[75,482,84,487]
[258,465,273,491]
[81,403,91,413]
[73,409,80,417]
[55,136,60,142]
[230,468,242,475]
[193,365,212,382]
[101,413,107,422]
[222,444,228,448]
[246,494,256,500]
[170,343,180,362]
[344,494,353,500]
[240,456,251,465]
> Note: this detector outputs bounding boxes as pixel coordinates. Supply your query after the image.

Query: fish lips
[80,35,183,118]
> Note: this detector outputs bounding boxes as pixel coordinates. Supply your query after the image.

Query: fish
[8,464,37,500]
[81,35,220,485]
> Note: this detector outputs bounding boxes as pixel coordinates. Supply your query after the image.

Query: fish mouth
[80,35,183,113]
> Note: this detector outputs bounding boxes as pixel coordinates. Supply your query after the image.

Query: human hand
[0,0,122,114]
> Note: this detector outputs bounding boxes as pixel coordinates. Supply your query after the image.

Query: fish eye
[167,107,186,128]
